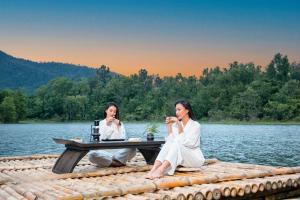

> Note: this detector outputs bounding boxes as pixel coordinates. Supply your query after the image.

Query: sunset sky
[1,0,300,76]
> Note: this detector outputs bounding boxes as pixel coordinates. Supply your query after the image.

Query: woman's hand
[165,116,178,124]
[106,116,114,123]
[165,116,184,134]
[106,117,120,128]
[114,119,120,125]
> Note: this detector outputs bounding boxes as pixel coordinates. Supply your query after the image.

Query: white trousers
[88,148,136,167]
[156,140,205,175]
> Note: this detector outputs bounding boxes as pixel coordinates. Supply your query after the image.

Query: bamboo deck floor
[0,153,299,200]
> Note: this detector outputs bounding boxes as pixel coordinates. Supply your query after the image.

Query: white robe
[99,119,126,140]
[156,119,205,175]
[88,119,136,167]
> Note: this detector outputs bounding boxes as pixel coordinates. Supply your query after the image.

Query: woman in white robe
[88,102,136,167]
[146,100,205,179]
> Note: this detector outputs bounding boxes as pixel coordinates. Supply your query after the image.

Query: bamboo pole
[182,185,206,200]
[154,177,191,189]
[156,189,181,200]
[173,186,203,200]
[57,194,84,200]
[0,188,19,200]
[0,154,59,162]
[170,186,196,200]
[22,183,51,199]
[297,177,300,185]
[0,173,13,184]
[271,181,278,190]
[175,193,186,200]
[188,184,216,200]
[225,180,251,195]
[204,159,219,165]
[190,183,223,199]
[193,191,205,200]
[265,180,272,191]
[76,177,110,199]
[238,180,259,193]
[10,185,37,200]
[141,192,163,200]
[189,175,219,185]
[216,182,236,197]
[161,195,171,200]
[0,185,26,200]
[29,182,58,199]
[37,182,67,197]
[230,187,237,198]
[230,185,244,197]
[1,170,19,181]
[49,183,81,197]
[249,178,271,192]
[50,165,151,181]
[122,193,149,200]
[220,185,231,197]
[53,180,88,200]
[0,164,55,172]
[276,180,283,189]
[119,182,157,195]
[273,166,300,175]
[286,178,293,187]
[292,179,298,188]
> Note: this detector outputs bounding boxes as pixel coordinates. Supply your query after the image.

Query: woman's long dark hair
[175,100,196,120]
[103,102,120,121]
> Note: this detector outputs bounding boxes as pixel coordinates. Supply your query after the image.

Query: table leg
[138,147,161,164]
[52,148,88,174]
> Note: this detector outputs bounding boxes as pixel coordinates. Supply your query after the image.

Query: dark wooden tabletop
[53,138,165,150]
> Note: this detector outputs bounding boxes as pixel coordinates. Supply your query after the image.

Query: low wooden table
[52,138,165,174]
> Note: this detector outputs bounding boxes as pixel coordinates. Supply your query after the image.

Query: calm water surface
[0,123,299,167]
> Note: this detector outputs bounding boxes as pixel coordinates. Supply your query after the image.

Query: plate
[128,137,142,142]
[101,139,126,141]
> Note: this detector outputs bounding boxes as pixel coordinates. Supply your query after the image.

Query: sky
[0,0,300,76]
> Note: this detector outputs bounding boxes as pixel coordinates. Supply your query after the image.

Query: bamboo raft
[0,153,299,200]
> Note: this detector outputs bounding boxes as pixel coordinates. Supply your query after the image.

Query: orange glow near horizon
[5,47,293,77]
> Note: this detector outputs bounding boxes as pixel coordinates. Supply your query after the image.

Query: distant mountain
[0,50,100,92]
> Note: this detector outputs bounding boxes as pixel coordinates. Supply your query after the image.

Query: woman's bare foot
[149,160,170,179]
[145,171,153,179]
[150,169,164,179]
[145,161,162,179]
[145,167,159,179]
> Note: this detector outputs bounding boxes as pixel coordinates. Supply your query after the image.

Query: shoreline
[1,119,300,125]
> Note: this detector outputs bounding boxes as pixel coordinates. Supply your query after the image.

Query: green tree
[264,80,300,120]
[96,65,112,85]
[266,53,290,82]
[0,90,13,102]
[33,77,74,119]
[0,96,17,123]
[63,95,88,120]
[264,101,294,120]
[13,90,27,121]
[230,88,262,120]
[291,62,300,80]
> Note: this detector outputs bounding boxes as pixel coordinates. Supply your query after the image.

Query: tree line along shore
[0,53,299,123]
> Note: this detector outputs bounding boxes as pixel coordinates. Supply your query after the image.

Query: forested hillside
[0,53,299,123]
[0,50,97,91]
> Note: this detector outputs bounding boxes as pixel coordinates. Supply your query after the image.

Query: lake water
[0,123,299,167]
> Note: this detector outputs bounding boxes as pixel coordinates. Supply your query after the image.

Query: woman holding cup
[146,100,205,179]
[88,102,136,167]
